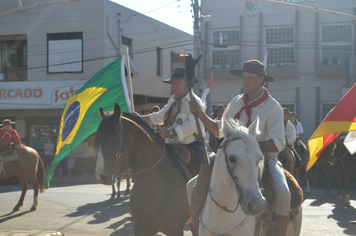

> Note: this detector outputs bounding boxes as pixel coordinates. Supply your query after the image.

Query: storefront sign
[0,80,85,109]
[271,0,322,2]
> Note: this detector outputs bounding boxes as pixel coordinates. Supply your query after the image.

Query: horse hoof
[124,191,130,196]
[30,206,37,211]
[12,206,20,212]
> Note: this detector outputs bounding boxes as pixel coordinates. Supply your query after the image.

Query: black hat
[0,119,15,126]
[162,67,199,84]
[230,59,276,82]
[283,107,292,115]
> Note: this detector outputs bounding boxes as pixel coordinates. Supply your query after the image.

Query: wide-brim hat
[162,67,199,84]
[0,119,15,126]
[230,59,276,82]
[290,111,298,117]
[283,108,292,115]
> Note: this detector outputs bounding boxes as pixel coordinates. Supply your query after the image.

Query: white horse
[187,117,302,236]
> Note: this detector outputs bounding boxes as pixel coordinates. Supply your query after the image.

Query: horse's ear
[113,103,122,123]
[99,107,106,119]
[248,116,261,137]
[222,117,233,139]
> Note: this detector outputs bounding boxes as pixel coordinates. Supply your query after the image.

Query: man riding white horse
[189,59,291,236]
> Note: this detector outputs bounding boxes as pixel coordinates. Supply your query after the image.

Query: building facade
[0,0,192,161]
[199,0,356,144]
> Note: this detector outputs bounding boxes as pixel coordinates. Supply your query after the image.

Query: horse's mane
[225,118,261,156]
[92,111,163,152]
[223,118,264,179]
[122,112,163,142]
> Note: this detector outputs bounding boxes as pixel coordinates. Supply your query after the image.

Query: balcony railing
[2,67,27,81]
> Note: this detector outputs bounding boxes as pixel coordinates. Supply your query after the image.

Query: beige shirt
[285,120,296,146]
[149,92,205,144]
[217,92,286,160]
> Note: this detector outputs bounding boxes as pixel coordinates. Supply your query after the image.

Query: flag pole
[264,47,269,89]
[125,46,135,112]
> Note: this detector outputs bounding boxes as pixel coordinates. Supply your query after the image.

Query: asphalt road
[1,174,356,235]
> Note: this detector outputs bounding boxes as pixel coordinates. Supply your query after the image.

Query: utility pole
[192,0,202,95]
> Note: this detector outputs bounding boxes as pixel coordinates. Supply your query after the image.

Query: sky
[112,0,194,35]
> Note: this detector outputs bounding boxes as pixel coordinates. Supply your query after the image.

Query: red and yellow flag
[307,83,356,171]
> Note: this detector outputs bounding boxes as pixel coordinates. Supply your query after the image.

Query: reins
[207,137,242,214]
[114,120,166,177]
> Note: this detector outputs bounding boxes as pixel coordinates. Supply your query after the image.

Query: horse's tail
[36,154,46,193]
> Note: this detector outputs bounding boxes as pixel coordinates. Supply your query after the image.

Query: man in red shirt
[0,119,21,152]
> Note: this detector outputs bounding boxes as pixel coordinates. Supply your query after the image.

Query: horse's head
[217,117,265,216]
[94,103,132,185]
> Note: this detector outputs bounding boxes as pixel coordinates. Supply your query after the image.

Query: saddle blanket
[0,151,19,163]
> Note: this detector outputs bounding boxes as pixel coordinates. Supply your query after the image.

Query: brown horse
[93,103,199,236]
[294,139,311,195]
[0,146,45,211]
[329,137,356,204]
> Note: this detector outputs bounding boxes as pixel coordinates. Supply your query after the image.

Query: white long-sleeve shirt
[285,120,296,146]
[149,92,205,144]
[217,92,286,160]
[293,121,304,138]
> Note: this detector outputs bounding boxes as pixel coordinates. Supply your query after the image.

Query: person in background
[0,119,21,153]
[43,138,55,170]
[206,105,225,153]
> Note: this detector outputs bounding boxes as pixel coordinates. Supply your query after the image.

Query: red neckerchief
[234,88,270,127]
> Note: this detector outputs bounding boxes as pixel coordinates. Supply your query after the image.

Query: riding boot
[190,164,212,234]
[274,213,289,236]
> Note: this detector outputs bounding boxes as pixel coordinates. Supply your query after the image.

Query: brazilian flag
[45,56,131,188]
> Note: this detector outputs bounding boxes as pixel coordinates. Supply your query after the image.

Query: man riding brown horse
[0,119,21,154]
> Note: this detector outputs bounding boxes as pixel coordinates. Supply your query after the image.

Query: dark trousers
[186,141,208,168]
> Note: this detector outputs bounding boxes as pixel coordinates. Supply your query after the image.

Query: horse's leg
[134,223,157,236]
[116,179,121,198]
[335,168,343,201]
[27,171,39,211]
[111,182,116,199]
[345,173,351,205]
[13,172,28,212]
[124,174,130,196]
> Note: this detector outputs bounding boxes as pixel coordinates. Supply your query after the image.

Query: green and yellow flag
[45,56,131,188]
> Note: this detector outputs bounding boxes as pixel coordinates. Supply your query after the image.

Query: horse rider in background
[134,67,207,167]
[189,59,291,236]
[0,119,21,153]
[205,105,225,154]
[290,111,306,154]
[283,108,301,179]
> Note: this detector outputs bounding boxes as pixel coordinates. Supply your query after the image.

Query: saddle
[168,143,193,166]
[261,159,303,214]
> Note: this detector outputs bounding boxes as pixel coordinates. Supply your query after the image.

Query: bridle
[112,120,166,177]
[208,137,242,213]
[201,136,253,236]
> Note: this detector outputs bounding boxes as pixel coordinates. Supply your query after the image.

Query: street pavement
[2,173,356,235]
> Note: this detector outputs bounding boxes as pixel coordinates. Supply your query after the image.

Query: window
[322,103,337,120]
[213,30,239,47]
[0,40,27,81]
[47,32,83,73]
[122,37,132,55]
[156,47,162,76]
[211,30,239,68]
[320,24,352,65]
[265,27,295,66]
